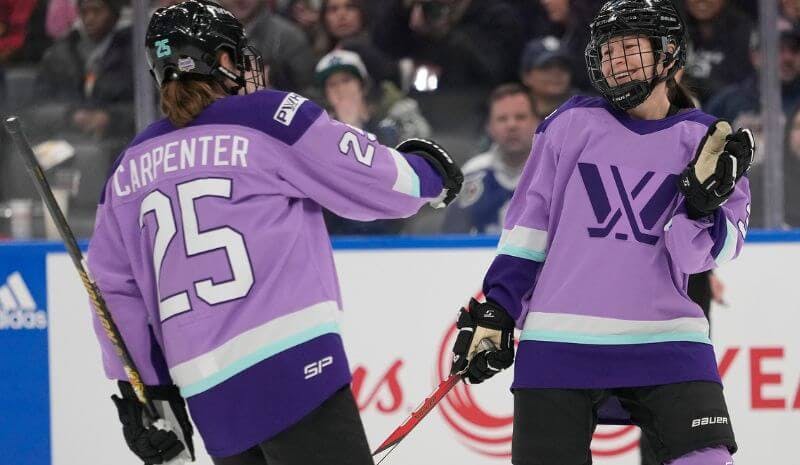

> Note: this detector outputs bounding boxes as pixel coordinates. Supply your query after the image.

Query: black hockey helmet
[585,0,687,111]
[145,0,265,94]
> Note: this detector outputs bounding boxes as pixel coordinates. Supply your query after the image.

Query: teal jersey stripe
[520,329,712,345]
[716,219,739,264]
[180,322,341,397]
[410,171,421,198]
[498,245,546,262]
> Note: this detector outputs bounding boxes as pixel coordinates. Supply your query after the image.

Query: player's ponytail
[666,77,696,110]
[160,79,224,127]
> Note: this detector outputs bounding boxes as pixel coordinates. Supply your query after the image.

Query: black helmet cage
[145,0,266,95]
[585,0,687,111]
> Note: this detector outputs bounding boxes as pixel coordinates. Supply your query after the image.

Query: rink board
[0,233,798,465]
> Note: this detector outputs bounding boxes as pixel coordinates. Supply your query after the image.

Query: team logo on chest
[578,163,678,246]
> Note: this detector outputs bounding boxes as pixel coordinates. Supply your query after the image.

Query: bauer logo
[274,93,308,126]
[691,416,729,428]
[0,272,47,330]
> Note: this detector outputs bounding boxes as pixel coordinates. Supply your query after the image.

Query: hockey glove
[112,381,195,465]
[396,138,463,208]
[678,120,755,220]
[450,298,515,384]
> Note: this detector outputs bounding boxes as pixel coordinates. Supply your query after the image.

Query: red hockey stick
[372,372,461,457]
[372,338,494,462]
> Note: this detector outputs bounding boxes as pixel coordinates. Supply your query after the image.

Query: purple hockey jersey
[87,90,443,456]
[482,96,750,391]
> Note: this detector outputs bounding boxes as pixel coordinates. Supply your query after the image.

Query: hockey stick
[372,338,494,462]
[3,116,159,422]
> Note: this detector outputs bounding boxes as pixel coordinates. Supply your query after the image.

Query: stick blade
[371,373,461,456]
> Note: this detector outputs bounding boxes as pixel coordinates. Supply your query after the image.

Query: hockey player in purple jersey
[448,1,754,464]
[86,1,462,464]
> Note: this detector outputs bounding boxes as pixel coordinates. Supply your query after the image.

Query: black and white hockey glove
[678,120,755,220]
[396,138,463,208]
[112,381,195,465]
[450,298,515,384]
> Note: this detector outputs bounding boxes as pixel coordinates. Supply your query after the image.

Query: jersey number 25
[139,178,254,322]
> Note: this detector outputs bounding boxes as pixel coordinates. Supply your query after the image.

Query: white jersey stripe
[171,300,341,393]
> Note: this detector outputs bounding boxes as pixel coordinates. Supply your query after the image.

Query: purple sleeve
[664,177,751,273]
[484,255,541,325]
[87,200,171,385]
[278,109,443,221]
[483,130,558,324]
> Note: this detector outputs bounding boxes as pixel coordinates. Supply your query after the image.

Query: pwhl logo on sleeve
[578,163,678,246]
[0,272,47,330]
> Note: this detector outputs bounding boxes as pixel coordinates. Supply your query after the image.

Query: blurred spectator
[317,49,430,145]
[519,0,602,91]
[682,0,754,104]
[782,0,800,25]
[0,0,38,62]
[221,0,315,92]
[46,0,78,40]
[22,0,134,235]
[372,0,524,92]
[442,83,540,234]
[285,0,324,50]
[520,36,578,119]
[783,104,800,227]
[748,103,800,228]
[0,64,5,110]
[707,26,800,123]
[319,0,400,85]
[31,0,132,141]
[316,49,431,234]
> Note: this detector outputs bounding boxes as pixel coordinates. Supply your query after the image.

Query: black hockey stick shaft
[3,116,160,422]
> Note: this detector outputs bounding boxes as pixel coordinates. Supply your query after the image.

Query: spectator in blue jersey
[316,49,433,234]
[372,0,524,92]
[220,0,316,92]
[520,36,579,119]
[707,26,800,124]
[681,0,754,104]
[442,83,540,234]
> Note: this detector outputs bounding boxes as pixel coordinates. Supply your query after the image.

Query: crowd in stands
[0,0,798,238]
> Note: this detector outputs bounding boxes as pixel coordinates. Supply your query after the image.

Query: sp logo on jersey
[304,356,333,379]
[578,163,678,246]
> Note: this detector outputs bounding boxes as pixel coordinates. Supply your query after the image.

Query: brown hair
[666,76,696,109]
[488,83,537,115]
[160,79,225,127]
